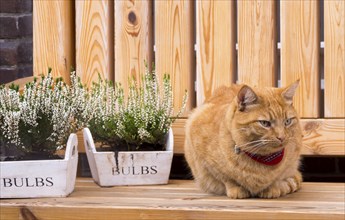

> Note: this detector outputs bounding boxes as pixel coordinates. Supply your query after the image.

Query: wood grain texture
[280,1,320,118]
[324,1,345,118]
[301,119,345,155]
[196,1,236,106]
[33,0,74,82]
[76,0,114,86]
[172,118,345,156]
[237,0,276,87]
[114,0,153,95]
[155,1,195,115]
[0,179,344,220]
[77,130,85,153]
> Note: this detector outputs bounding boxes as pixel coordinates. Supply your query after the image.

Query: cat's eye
[258,120,271,128]
[285,118,293,126]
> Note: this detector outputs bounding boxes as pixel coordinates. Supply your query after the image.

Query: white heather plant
[0,70,89,159]
[88,66,187,151]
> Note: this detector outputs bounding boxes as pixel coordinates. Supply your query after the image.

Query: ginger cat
[184,82,302,199]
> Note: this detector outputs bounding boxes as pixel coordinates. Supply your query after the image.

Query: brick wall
[0,0,33,84]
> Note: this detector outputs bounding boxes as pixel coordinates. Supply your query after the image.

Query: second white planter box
[83,127,174,186]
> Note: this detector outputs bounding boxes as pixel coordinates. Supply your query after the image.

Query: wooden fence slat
[324,1,345,118]
[237,0,276,87]
[172,118,345,156]
[155,1,195,115]
[196,0,236,106]
[33,0,74,82]
[114,0,153,94]
[76,0,114,86]
[301,119,345,155]
[280,1,320,118]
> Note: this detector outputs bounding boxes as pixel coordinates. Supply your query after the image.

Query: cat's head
[231,81,302,155]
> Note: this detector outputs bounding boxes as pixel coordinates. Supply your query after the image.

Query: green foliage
[88,65,187,151]
[0,71,89,156]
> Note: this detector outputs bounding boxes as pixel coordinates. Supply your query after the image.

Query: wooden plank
[77,130,85,153]
[237,0,276,87]
[301,119,345,155]
[0,179,344,220]
[79,118,345,156]
[324,1,345,118]
[33,0,74,82]
[155,1,194,115]
[171,118,186,154]
[75,178,345,192]
[76,0,114,86]
[114,0,153,95]
[172,118,345,156]
[69,187,345,202]
[1,206,343,220]
[280,1,320,118]
[196,1,236,106]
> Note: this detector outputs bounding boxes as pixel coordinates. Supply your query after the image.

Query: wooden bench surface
[1,178,344,220]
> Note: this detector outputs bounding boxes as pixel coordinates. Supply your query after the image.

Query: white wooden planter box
[83,127,174,186]
[0,134,78,198]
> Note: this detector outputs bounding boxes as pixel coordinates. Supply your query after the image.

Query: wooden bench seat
[2,118,344,220]
[1,178,344,220]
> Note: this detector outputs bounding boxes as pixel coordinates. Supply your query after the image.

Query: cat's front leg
[258,172,302,199]
[224,181,251,199]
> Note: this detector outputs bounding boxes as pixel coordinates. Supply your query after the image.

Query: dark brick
[17,64,32,78]
[18,15,32,37]
[0,0,33,84]
[0,0,33,13]
[0,0,16,13]
[0,40,19,65]
[0,16,19,39]
[17,39,32,64]
[0,67,18,84]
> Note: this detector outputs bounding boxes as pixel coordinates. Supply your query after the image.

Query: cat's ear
[281,80,299,105]
[237,85,257,111]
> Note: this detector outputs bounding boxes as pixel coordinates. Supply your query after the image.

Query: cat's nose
[277,136,285,143]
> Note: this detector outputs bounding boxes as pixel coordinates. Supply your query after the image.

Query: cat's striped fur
[184,82,302,199]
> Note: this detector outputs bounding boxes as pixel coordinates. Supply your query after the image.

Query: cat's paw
[258,183,286,198]
[285,175,301,193]
[258,174,302,199]
[226,186,251,199]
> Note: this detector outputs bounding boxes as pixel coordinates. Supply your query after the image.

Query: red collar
[244,149,284,166]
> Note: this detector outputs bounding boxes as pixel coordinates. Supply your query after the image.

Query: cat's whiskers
[243,144,266,155]
[240,142,269,154]
[234,140,268,154]
[235,139,271,150]
[236,140,278,155]
[235,139,272,148]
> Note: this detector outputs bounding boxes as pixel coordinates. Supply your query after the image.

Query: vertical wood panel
[76,0,114,86]
[237,0,276,87]
[33,0,74,82]
[324,1,345,118]
[196,1,236,106]
[281,1,320,118]
[114,0,153,94]
[155,1,194,115]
